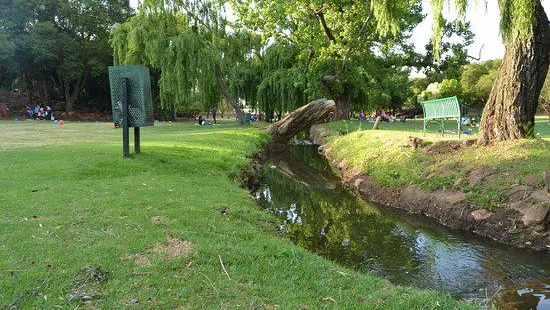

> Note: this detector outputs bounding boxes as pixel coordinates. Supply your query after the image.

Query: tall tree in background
[232,0,423,120]
[0,0,130,112]
[255,42,308,121]
[111,0,257,123]
[460,59,502,105]
[416,20,474,81]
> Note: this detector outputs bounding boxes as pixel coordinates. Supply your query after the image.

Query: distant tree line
[0,0,131,112]
[2,0,547,143]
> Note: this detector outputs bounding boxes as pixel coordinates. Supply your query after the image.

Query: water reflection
[255,145,550,309]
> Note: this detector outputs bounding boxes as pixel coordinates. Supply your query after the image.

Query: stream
[254,144,550,309]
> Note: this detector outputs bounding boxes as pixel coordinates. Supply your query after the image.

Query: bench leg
[422,120,426,136]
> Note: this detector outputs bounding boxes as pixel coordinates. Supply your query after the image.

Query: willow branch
[337,8,374,76]
[314,11,336,42]
[467,44,485,61]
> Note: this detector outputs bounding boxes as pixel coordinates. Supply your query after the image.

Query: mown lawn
[321,116,550,208]
[324,116,550,140]
[0,120,474,309]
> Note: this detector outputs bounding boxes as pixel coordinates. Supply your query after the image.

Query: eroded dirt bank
[310,125,550,251]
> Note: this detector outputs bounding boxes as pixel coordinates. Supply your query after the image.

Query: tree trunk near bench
[268,98,335,144]
[477,1,550,145]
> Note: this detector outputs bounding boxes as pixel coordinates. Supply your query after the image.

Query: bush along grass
[0,120,475,309]
[323,117,550,209]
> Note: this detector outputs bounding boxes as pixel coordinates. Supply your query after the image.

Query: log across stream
[254,144,550,309]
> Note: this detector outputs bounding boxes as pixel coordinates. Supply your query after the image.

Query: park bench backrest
[421,96,460,119]
[421,96,461,138]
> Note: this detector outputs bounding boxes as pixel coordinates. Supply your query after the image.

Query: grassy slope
[0,120,474,309]
[323,117,550,208]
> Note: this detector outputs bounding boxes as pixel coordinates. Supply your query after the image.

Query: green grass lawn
[324,116,550,141]
[0,120,474,309]
[321,116,550,208]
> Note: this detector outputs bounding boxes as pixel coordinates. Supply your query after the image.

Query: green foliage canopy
[0,0,130,109]
[460,59,501,104]
[111,0,261,117]
[231,0,423,115]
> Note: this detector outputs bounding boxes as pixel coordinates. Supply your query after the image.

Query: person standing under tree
[210,106,217,124]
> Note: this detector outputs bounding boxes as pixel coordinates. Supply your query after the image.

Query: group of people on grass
[358,108,404,123]
[26,103,53,120]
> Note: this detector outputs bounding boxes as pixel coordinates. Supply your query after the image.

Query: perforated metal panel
[108,65,154,127]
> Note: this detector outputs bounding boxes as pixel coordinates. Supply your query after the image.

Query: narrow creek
[254,144,550,309]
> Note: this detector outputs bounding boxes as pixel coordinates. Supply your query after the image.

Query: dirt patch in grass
[132,235,195,266]
[134,253,150,267]
[423,140,464,155]
[151,216,170,225]
[23,216,47,222]
[69,265,107,303]
[151,236,194,261]
[468,166,499,187]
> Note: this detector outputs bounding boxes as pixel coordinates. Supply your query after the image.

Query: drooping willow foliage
[110,5,220,112]
[257,68,307,119]
[429,0,537,58]
[254,42,309,119]
[228,58,262,108]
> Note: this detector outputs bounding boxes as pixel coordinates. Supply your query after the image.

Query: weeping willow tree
[231,0,423,120]
[254,43,308,121]
[430,0,549,144]
[228,56,262,110]
[110,0,256,122]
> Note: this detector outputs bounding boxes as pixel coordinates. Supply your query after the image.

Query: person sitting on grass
[26,106,33,118]
[38,105,45,119]
[33,103,40,118]
[45,106,52,120]
[358,110,366,120]
[380,108,390,122]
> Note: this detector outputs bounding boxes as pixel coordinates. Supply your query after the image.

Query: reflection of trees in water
[257,145,550,302]
[258,146,427,280]
[496,279,550,310]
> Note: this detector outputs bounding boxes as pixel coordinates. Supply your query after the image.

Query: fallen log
[268,99,335,144]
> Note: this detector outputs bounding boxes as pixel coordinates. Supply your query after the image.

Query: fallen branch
[268,99,336,144]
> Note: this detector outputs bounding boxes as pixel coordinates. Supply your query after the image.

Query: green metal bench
[421,96,461,138]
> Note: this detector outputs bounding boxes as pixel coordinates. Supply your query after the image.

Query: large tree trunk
[64,82,74,113]
[214,63,245,124]
[268,98,335,144]
[334,93,350,120]
[477,1,550,145]
[42,73,51,105]
[0,63,4,86]
[64,67,89,113]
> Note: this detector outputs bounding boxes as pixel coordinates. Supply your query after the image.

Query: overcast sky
[129,0,550,62]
